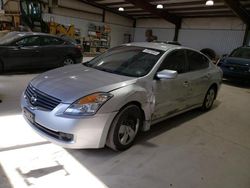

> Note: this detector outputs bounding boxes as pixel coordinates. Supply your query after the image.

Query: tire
[0,61,3,73]
[63,56,75,66]
[202,86,216,111]
[106,105,142,151]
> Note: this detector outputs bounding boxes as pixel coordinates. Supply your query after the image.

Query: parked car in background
[218,46,250,81]
[21,42,222,151]
[0,32,83,73]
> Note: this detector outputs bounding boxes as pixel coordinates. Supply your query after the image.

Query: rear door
[152,49,190,120]
[185,50,211,106]
[40,36,66,68]
[3,36,43,71]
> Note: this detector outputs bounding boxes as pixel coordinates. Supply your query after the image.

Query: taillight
[75,45,83,53]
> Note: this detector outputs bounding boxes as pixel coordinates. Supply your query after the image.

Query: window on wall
[186,50,209,71]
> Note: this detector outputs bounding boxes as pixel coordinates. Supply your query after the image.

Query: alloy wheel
[63,58,74,65]
[118,118,140,145]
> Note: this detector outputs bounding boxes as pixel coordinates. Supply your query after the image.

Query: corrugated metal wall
[134,28,175,42]
[134,17,246,56]
[179,29,245,55]
[134,28,245,55]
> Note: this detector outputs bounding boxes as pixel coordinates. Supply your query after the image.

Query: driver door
[152,49,191,120]
[3,36,43,71]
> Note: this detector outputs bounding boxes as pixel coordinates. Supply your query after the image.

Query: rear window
[40,36,64,45]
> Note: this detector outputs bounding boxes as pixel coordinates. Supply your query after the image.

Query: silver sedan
[21,42,222,151]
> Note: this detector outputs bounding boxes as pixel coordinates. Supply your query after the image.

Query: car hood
[224,57,250,66]
[31,64,137,103]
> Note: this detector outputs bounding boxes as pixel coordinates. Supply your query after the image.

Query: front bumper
[21,94,117,149]
[220,67,250,81]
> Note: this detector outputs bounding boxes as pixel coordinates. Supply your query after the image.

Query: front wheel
[202,86,216,111]
[106,105,142,151]
[63,57,75,66]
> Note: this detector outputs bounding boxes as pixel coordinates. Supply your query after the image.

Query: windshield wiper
[95,67,116,73]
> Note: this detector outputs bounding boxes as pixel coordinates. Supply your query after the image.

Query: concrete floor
[0,72,250,188]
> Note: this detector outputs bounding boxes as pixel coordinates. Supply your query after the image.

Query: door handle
[183,81,190,87]
[202,73,211,79]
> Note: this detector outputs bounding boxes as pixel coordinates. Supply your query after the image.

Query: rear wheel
[202,86,216,111]
[63,57,75,66]
[0,62,3,73]
[106,105,142,151]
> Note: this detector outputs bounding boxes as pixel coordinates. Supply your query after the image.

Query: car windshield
[84,46,164,77]
[230,47,250,59]
[0,32,26,45]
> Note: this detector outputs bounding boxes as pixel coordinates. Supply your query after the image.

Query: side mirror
[15,43,23,48]
[157,69,177,79]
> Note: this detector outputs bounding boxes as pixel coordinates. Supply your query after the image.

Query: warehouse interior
[0,0,250,188]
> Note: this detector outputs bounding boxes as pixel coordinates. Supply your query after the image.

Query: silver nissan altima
[21,42,222,151]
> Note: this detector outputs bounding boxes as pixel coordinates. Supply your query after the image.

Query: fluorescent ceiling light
[156,4,163,9]
[205,0,214,6]
[118,7,124,11]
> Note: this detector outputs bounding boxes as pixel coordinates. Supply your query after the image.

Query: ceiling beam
[80,0,135,20]
[97,2,130,7]
[224,0,250,25]
[165,5,230,12]
[125,0,181,26]
[150,0,224,7]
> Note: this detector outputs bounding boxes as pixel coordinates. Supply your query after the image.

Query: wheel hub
[118,118,139,145]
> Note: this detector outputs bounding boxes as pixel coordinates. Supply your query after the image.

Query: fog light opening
[59,132,74,142]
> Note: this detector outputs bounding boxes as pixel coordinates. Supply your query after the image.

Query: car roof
[9,31,60,38]
[124,42,182,51]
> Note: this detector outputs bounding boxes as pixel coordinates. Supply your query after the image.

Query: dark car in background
[0,32,83,73]
[218,46,250,82]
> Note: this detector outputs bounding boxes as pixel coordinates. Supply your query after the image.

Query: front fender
[98,83,155,129]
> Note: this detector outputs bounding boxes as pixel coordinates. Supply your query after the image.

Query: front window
[230,48,250,59]
[84,46,164,77]
[16,36,40,46]
[158,49,187,73]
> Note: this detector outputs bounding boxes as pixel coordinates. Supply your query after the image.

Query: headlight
[64,92,113,116]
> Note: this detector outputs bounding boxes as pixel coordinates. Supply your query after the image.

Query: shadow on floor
[66,102,220,180]
[16,161,69,186]
[136,108,204,147]
[0,141,50,152]
[0,164,13,188]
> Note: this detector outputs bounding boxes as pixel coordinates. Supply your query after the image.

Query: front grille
[25,84,61,111]
[32,122,73,142]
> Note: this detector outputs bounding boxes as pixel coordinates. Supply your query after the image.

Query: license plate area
[23,108,35,124]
